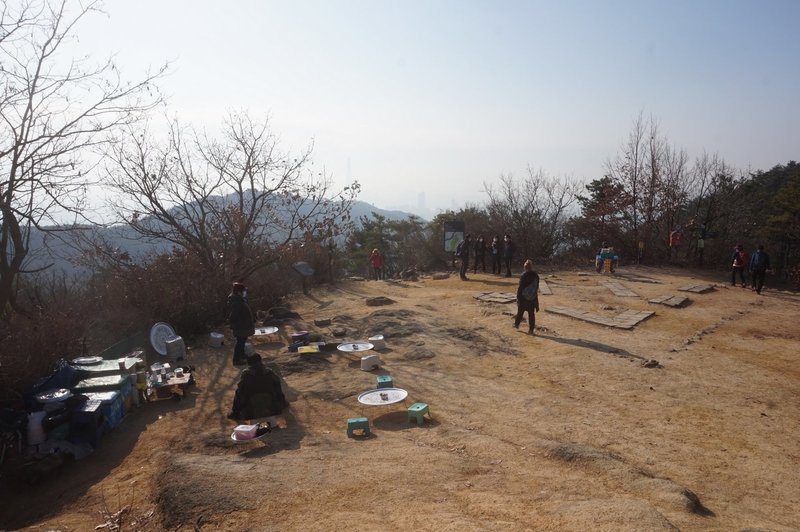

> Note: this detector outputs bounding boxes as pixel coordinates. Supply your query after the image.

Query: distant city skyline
[71,0,799,219]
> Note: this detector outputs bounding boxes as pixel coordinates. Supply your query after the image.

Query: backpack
[520,279,539,301]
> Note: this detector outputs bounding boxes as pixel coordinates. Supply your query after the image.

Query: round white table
[357,388,408,406]
[254,326,279,337]
[337,342,374,353]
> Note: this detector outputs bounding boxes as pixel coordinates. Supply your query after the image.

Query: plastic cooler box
[82,391,125,430]
[234,424,258,440]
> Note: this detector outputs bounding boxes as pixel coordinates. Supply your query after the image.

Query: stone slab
[545,305,654,330]
[475,292,516,304]
[678,284,715,294]
[649,294,689,307]
[538,279,553,295]
[602,281,640,297]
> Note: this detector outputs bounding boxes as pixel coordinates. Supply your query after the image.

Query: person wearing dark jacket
[503,234,516,277]
[749,244,771,295]
[457,234,472,280]
[490,235,502,274]
[514,259,540,334]
[228,354,289,421]
[228,282,255,366]
[473,235,487,274]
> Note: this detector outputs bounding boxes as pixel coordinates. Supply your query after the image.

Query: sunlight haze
[74,0,800,219]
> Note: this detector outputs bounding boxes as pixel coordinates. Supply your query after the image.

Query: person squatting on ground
[228,282,255,366]
[749,244,771,294]
[491,235,502,274]
[503,234,516,277]
[514,259,540,334]
[731,244,748,287]
[457,234,472,280]
[369,248,385,280]
[473,235,487,273]
[228,354,289,421]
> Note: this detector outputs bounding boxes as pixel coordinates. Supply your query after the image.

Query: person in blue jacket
[749,244,771,295]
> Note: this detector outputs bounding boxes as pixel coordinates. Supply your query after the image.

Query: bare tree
[605,113,648,257]
[104,112,359,282]
[0,0,163,316]
[485,168,579,261]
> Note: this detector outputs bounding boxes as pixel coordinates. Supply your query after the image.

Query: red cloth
[370,252,384,268]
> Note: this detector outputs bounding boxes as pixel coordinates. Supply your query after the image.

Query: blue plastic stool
[376,375,393,389]
[347,417,370,437]
[407,403,430,425]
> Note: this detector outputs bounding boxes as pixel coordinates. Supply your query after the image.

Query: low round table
[357,387,408,406]
[254,326,279,337]
[337,342,374,353]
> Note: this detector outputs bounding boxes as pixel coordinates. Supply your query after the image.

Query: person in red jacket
[369,249,385,280]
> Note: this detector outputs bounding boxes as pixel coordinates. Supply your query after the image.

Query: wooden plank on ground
[474,292,516,304]
[545,306,654,329]
[602,281,640,297]
[538,279,553,295]
[678,284,715,294]
[649,294,690,307]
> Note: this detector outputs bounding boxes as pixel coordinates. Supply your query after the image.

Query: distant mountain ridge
[25,200,422,279]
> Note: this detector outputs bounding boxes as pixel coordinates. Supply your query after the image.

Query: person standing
[370,248,385,280]
[228,282,255,366]
[503,234,516,277]
[749,244,771,294]
[730,244,747,287]
[514,259,540,335]
[473,235,487,274]
[456,234,472,280]
[490,235,502,274]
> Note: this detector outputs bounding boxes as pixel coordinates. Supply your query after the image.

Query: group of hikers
[454,233,539,334]
[221,239,773,421]
[731,244,772,294]
[455,234,517,280]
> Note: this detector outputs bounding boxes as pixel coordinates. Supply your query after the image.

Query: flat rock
[602,281,640,297]
[545,305,654,329]
[679,283,715,293]
[432,272,450,280]
[474,292,516,304]
[366,296,394,307]
[649,295,689,308]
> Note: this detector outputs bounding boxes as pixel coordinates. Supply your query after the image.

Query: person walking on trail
[228,282,255,366]
[749,244,771,295]
[503,234,516,277]
[514,259,540,335]
[473,235,487,274]
[456,234,472,280]
[490,235,502,274]
[730,244,748,287]
[369,248,385,280]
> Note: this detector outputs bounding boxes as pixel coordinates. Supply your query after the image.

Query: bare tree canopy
[0,0,164,316]
[104,111,360,281]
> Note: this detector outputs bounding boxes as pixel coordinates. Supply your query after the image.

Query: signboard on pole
[443,221,465,253]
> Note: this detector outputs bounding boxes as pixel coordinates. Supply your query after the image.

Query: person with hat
[228,281,255,366]
[228,354,289,421]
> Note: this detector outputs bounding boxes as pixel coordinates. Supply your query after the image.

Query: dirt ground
[1,265,799,531]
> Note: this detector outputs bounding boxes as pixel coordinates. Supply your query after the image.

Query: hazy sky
[74,0,799,218]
